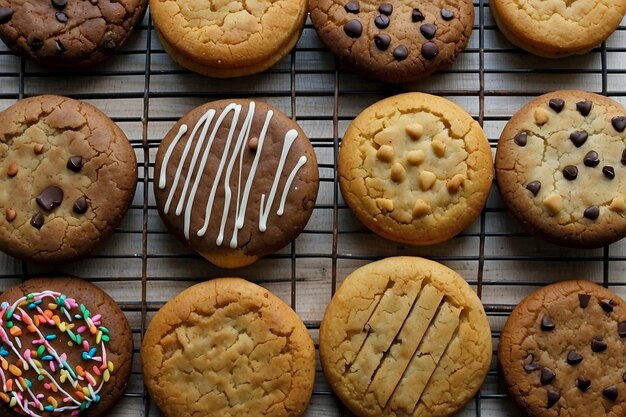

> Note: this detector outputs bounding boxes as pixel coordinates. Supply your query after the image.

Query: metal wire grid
[0,1,625,416]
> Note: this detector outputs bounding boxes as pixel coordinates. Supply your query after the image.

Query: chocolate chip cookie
[338,92,493,246]
[0,0,148,69]
[309,0,474,83]
[499,280,626,417]
[491,0,626,58]
[0,95,137,263]
[320,257,492,417]
[495,90,626,248]
[142,277,316,417]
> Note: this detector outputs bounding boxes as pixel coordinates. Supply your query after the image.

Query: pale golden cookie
[490,0,626,58]
[150,0,307,78]
[338,92,493,246]
[141,278,316,417]
[495,91,626,248]
[319,257,492,417]
[499,280,626,417]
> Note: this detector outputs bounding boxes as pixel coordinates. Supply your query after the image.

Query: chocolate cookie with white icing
[154,99,319,268]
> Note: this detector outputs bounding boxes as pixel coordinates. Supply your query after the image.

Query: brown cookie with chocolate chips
[495,90,626,248]
[499,280,626,417]
[0,0,148,69]
[0,95,137,263]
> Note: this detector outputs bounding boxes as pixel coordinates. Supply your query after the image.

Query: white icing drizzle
[158,102,307,246]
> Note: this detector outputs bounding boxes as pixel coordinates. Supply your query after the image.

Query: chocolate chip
[102,38,116,50]
[73,196,88,214]
[51,0,67,10]
[420,23,437,40]
[591,337,607,352]
[600,299,615,312]
[421,42,439,59]
[577,377,591,391]
[67,156,83,172]
[566,351,583,365]
[613,117,626,132]
[56,11,68,23]
[441,9,454,20]
[584,206,600,220]
[514,132,527,146]
[577,100,592,116]
[393,45,408,61]
[623,372,626,383]
[344,1,359,13]
[31,39,44,50]
[0,6,13,24]
[374,14,390,29]
[541,315,555,331]
[563,165,578,180]
[622,149,626,166]
[619,322,626,338]
[344,20,362,38]
[547,390,560,408]
[541,367,556,385]
[36,186,64,211]
[378,3,392,15]
[549,98,565,112]
[55,40,65,52]
[603,385,618,401]
[579,293,591,308]
[526,181,541,196]
[31,212,45,230]
[569,130,588,147]
[523,354,539,371]
[583,151,600,167]
[412,8,425,22]
[603,166,615,179]
[374,34,391,51]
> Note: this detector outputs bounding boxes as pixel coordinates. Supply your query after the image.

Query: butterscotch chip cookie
[141,278,316,417]
[490,0,626,58]
[0,0,148,68]
[150,0,307,78]
[495,91,626,248]
[309,0,474,83]
[0,95,137,263]
[320,257,492,417]
[0,277,133,417]
[499,280,626,416]
[338,92,493,246]
[154,99,319,268]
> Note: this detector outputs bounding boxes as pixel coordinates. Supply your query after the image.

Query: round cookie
[150,0,307,78]
[338,92,493,246]
[0,95,137,263]
[319,257,492,417]
[499,280,626,416]
[141,277,316,417]
[154,99,319,268]
[309,0,474,83]
[490,0,626,58]
[495,91,626,248]
[0,277,133,417]
[0,0,148,69]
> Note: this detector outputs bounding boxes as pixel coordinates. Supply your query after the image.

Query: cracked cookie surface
[0,95,137,263]
[141,277,316,417]
[495,90,626,248]
[338,92,493,246]
[490,0,626,57]
[0,0,148,68]
[309,0,474,83]
[319,256,491,417]
[150,0,307,77]
[499,280,626,417]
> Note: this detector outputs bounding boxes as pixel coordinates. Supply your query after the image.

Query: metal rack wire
[1,2,625,416]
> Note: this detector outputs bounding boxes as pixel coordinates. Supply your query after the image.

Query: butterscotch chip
[446,174,465,193]
[33,143,44,154]
[418,170,436,191]
[4,208,15,222]
[431,136,446,157]
[6,163,17,177]
[610,196,626,212]
[377,198,394,212]
[320,257,491,417]
[412,199,431,218]
[405,124,423,141]
[543,194,563,215]
[142,278,315,417]
[534,108,550,125]
[391,163,406,182]
[377,145,394,162]
[406,150,425,165]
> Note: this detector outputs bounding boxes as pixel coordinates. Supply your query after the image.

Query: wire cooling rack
[1,2,625,416]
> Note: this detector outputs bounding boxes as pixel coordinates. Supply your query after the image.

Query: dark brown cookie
[154,99,319,268]
[0,95,137,263]
[499,280,626,417]
[0,0,148,69]
[0,277,133,417]
[309,0,474,83]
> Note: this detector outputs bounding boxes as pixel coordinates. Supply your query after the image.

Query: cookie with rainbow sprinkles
[0,277,132,417]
